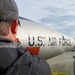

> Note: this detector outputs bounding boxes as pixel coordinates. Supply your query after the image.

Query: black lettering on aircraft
[52,37,57,46]
[38,36,43,46]
[28,35,71,47]
[59,36,71,46]
[48,37,57,49]
[28,36,35,46]
[28,36,44,46]
[48,37,51,46]
[59,38,62,46]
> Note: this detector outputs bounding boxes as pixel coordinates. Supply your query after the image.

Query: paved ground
[47,51,75,75]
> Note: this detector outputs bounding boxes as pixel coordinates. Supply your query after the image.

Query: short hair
[0,22,12,36]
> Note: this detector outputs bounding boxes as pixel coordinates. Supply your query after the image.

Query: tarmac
[47,51,75,75]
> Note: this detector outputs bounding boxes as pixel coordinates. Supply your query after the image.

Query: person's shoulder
[17,47,52,75]
[29,55,52,75]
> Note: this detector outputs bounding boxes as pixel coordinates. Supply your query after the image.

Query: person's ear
[11,20,18,34]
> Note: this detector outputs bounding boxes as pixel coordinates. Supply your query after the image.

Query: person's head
[0,0,19,41]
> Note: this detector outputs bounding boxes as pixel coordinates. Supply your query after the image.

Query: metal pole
[73,56,75,75]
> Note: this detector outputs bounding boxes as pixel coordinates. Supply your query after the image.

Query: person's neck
[4,35,15,42]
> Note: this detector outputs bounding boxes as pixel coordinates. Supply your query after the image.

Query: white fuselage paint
[16,17,75,59]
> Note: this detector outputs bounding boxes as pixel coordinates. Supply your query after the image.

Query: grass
[52,70,71,75]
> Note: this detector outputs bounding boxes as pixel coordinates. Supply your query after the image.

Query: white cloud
[63,21,75,26]
[45,23,64,31]
[16,0,75,20]
[70,30,75,37]
[15,0,75,37]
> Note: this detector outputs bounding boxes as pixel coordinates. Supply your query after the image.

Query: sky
[15,0,75,38]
